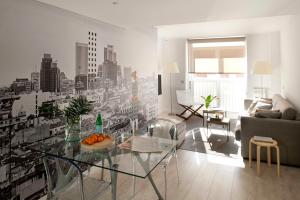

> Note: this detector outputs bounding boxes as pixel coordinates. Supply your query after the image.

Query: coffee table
[206,117,230,142]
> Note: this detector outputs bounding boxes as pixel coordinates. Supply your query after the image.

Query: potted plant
[201,95,218,109]
[64,95,92,142]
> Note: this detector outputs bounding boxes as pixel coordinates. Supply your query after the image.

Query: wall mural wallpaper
[0,0,158,199]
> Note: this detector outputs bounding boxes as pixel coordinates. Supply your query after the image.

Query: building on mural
[88,31,97,89]
[40,54,61,93]
[75,42,88,92]
[11,78,32,95]
[31,72,40,91]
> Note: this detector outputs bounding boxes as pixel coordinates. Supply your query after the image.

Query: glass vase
[65,120,81,142]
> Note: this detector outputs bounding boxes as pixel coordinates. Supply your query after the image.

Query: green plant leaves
[201,95,217,109]
[64,95,92,125]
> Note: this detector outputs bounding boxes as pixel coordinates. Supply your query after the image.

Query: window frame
[187,37,246,74]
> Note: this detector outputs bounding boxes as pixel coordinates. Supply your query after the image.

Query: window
[187,37,247,112]
[188,37,246,74]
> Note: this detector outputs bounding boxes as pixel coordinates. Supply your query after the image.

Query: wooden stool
[249,137,280,176]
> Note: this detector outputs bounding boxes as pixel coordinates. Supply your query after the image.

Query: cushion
[255,110,282,119]
[296,113,300,121]
[272,94,297,120]
[248,98,272,116]
[247,101,258,113]
[255,101,272,110]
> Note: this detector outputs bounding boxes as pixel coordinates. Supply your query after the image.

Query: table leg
[107,156,118,200]
[267,147,271,167]
[227,123,230,142]
[257,146,261,175]
[148,172,164,200]
[100,158,104,180]
[135,153,164,200]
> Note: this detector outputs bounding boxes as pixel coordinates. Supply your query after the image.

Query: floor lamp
[165,62,180,115]
[252,61,272,98]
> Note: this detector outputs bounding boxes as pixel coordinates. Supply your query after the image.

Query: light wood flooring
[85,150,300,200]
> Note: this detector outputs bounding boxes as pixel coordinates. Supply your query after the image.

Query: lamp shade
[165,62,180,73]
[252,61,272,75]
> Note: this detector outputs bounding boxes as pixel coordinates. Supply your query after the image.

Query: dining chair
[43,154,110,200]
[147,118,180,200]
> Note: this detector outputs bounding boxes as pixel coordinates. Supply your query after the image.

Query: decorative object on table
[201,94,217,109]
[81,133,114,151]
[214,112,224,119]
[165,62,180,115]
[252,61,272,98]
[64,95,92,142]
[249,137,280,176]
[175,90,203,120]
[95,112,103,133]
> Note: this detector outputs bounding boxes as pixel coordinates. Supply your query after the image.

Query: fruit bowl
[81,133,114,150]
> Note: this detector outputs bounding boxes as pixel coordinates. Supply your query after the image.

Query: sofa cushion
[255,110,281,119]
[272,94,297,120]
[296,113,300,121]
[247,98,272,116]
[255,101,273,110]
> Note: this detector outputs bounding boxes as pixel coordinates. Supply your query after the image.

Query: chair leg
[249,141,252,168]
[174,152,180,185]
[100,159,104,180]
[164,166,167,200]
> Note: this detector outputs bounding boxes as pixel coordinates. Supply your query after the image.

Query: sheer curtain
[187,37,247,113]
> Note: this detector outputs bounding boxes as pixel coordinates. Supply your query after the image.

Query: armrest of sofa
[244,99,253,110]
[240,116,300,163]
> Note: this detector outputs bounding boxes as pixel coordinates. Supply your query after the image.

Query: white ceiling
[37,0,300,28]
[158,15,290,39]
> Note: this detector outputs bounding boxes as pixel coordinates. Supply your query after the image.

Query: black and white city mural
[0,1,158,199]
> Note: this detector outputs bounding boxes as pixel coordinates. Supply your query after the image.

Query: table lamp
[252,61,272,97]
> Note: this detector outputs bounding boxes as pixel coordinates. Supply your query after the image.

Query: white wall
[158,32,283,113]
[280,15,300,110]
[158,39,186,114]
[246,32,282,98]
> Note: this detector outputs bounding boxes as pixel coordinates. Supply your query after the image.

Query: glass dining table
[27,131,178,200]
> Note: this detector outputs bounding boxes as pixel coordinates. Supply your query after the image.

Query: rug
[179,116,241,159]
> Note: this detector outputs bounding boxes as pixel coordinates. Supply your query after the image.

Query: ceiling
[158,15,290,39]
[37,0,300,28]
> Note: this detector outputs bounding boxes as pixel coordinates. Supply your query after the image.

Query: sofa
[236,94,300,166]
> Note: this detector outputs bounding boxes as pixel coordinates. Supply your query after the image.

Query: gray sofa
[236,94,300,166]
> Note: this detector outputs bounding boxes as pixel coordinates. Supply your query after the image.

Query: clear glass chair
[147,118,180,200]
[43,155,110,200]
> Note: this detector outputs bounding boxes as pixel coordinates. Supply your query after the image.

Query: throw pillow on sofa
[255,101,273,110]
[248,98,273,116]
[255,110,281,119]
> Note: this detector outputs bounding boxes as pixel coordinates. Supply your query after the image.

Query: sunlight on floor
[205,154,245,168]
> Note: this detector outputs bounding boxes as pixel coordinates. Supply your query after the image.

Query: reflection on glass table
[28,131,177,200]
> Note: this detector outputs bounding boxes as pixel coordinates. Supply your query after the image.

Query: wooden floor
[87,150,300,200]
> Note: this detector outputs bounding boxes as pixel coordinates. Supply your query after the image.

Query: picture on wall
[0,1,158,199]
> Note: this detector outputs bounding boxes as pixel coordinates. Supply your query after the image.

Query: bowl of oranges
[81,133,114,150]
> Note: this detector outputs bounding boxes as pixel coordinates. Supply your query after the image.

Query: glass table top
[27,132,177,178]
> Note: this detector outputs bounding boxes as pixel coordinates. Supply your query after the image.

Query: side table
[207,117,230,141]
[249,137,280,176]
